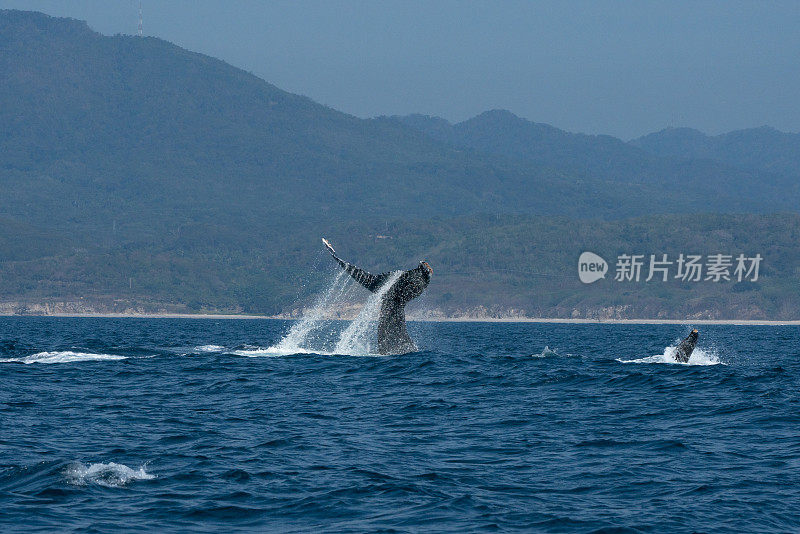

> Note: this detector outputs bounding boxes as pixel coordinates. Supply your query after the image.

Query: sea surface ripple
[1,318,798,532]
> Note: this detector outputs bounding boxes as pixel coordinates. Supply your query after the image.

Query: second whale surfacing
[674,329,699,363]
[322,238,432,355]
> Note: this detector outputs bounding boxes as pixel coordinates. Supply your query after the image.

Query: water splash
[334,271,402,356]
[267,270,350,355]
[65,462,154,487]
[260,269,404,357]
[617,344,722,365]
[531,346,559,358]
[232,346,318,357]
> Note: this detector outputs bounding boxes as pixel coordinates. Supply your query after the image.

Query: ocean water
[1,317,798,532]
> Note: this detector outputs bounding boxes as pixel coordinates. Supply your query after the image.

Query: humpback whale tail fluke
[322,238,432,355]
[674,329,699,363]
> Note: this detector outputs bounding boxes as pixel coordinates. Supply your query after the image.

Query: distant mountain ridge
[393,110,800,196]
[631,126,800,182]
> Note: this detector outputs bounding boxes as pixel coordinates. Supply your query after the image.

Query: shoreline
[1,312,798,325]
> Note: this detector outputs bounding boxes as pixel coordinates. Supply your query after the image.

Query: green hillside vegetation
[2,214,798,319]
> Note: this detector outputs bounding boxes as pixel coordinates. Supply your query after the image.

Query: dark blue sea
[1,317,799,532]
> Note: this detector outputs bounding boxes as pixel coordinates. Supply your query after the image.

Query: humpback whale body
[674,329,699,362]
[322,238,432,355]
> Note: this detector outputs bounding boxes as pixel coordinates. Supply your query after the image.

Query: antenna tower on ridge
[138,1,143,37]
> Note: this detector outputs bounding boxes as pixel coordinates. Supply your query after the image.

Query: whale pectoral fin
[346,266,383,292]
[322,238,386,292]
[335,258,389,293]
[322,238,336,256]
[352,270,396,292]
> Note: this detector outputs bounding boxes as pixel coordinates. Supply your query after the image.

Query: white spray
[617,343,722,365]
[270,270,349,355]
[334,270,402,356]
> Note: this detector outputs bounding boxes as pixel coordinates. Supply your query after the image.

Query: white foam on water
[617,345,723,366]
[193,345,225,353]
[334,270,403,356]
[230,346,335,357]
[65,462,154,488]
[1,351,127,364]
[531,346,559,358]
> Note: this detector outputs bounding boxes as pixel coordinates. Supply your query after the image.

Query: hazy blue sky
[2,0,799,138]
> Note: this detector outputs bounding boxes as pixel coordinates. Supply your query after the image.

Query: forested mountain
[2,8,797,243]
[0,8,648,245]
[0,10,798,319]
[631,126,800,184]
[393,111,800,208]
